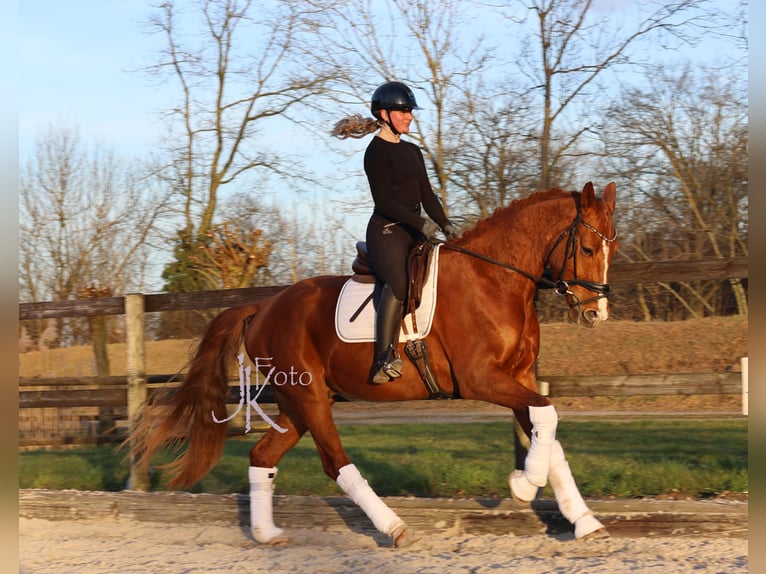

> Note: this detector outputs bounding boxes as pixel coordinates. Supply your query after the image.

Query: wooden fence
[18,257,748,487]
[19,257,748,320]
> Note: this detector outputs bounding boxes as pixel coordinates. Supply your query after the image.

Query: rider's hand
[443,224,459,241]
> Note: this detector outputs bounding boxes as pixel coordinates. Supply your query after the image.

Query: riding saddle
[351,238,436,313]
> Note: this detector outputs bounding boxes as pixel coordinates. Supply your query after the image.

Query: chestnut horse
[130,181,618,547]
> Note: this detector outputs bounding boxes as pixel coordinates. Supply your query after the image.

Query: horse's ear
[603,182,616,213]
[581,182,596,207]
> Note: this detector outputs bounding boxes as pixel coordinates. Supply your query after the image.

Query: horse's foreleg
[509,404,558,503]
[510,413,607,539]
[489,381,605,538]
[548,440,608,539]
[513,417,530,466]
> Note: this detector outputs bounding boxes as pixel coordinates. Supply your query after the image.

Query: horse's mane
[459,187,572,243]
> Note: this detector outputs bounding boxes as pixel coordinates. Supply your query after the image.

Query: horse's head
[545,182,618,327]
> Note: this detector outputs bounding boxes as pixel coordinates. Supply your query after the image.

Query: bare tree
[309,0,725,223]
[506,0,717,191]
[310,0,495,216]
[604,67,747,319]
[448,85,540,221]
[141,0,342,290]
[19,124,169,345]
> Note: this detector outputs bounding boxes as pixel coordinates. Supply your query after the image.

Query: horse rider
[332,81,458,384]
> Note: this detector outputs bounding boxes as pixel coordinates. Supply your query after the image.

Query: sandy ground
[20,514,747,574]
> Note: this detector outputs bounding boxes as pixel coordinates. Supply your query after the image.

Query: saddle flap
[406,239,436,310]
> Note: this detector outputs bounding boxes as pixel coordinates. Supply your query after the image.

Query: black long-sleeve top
[364,136,450,231]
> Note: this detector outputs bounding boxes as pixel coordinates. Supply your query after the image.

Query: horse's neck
[460,200,562,274]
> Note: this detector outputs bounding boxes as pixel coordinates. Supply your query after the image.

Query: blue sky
[18,0,752,158]
[20,1,748,165]
[19,1,174,160]
[19,1,375,279]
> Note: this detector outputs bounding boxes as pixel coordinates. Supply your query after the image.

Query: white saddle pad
[335,244,441,343]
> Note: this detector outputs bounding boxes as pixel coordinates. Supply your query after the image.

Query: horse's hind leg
[299,398,419,548]
[334,463,418,547]
[247,413,307,545]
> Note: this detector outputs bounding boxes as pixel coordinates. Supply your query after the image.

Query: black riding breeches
[365,214,419,301]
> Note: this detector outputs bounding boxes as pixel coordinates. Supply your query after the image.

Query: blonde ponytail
[331,114,380,139]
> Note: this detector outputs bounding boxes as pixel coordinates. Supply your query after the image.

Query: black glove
[443,223,458,241]
[420,219,440,238]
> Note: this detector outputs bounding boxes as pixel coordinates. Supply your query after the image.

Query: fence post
[126,293,150,491]
[741,357,748,416]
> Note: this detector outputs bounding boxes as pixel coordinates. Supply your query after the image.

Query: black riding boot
[370,284,404,384]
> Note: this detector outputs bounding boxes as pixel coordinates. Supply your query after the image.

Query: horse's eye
[581,246,594,257]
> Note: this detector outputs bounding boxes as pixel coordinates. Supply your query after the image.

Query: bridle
[541,192,617,309]
[438,191,617,312]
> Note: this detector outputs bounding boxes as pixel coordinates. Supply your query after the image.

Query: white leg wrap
[510,405,558,502]
[336,464,405,536]
[525,405,558,485]
[249,466,285,543]
[548,440,605,539]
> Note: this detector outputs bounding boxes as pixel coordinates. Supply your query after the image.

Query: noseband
[543,192,617,310]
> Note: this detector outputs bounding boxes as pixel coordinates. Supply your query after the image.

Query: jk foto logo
[212,354,313,434]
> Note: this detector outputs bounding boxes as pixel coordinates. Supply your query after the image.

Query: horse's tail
[129,302,261,488]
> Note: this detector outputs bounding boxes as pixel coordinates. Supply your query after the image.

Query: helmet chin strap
[382,110,399,136]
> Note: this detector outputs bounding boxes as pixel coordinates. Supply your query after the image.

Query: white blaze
[598,240,610,320]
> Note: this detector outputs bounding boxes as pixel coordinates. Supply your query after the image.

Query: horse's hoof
[252,527,288,545]
[268,534,292,547]
[509,469,537,505]
[578,527,609,541]
[392,524,421,548]
[574,513,608,540]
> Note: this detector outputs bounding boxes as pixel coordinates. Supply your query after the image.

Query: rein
[436,239,555,288]
[436,191,616,309]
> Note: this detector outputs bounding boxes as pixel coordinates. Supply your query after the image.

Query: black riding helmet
[370,81,420,134]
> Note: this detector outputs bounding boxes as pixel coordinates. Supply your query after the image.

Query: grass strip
[19,419,747,498]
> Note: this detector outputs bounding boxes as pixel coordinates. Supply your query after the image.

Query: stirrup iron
[371,347,403,384]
